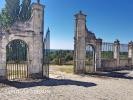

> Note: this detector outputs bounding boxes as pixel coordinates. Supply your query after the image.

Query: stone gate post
[0,37,8,78]
[128,41,133,66]
[96,38,102,70]
[114,39,120,67]
[30,3,44,77]
[74,11,86,74]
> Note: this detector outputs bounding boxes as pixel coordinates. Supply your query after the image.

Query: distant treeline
[48,50,128,65]
[49,50,74,65]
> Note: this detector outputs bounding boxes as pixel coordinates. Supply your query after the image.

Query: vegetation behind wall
[0,0,32,30]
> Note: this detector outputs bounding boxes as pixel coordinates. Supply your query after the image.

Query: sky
[0,0,133,50]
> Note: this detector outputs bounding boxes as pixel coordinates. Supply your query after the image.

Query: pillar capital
[114,39,120,45]
[128,41,133,47]
[96,38,102,44]
[75,11,86,20]
[128,41,133,65]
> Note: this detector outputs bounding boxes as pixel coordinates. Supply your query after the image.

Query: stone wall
[74,11,133,73]
[0,37,2,58]
[119,59,131,67]
[0,2,45,78]
[74,11,102,73]
[100,58,132,71]
[101,59,117,68]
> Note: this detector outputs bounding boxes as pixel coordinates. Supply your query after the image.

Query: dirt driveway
[0,65,133,100]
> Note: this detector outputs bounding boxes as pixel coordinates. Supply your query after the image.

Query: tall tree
[37,0,40,3]
[5,0,20,23]
[0,8,12,29]
[19,0,31,22]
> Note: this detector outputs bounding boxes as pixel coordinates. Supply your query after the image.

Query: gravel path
[0,68,133,100]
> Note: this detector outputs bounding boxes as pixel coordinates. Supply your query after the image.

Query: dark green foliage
[65,54,73,61]
[86,51,93,59]
[37,0,40,3]
[101,51,113,59]
[120,52,128,59]
[0,0,32,29]
[0,8,12,29]
[5,0,20,23]
[19,0,31,22]
[49,50,74,65]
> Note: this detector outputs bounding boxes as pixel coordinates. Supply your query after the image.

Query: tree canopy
[5,0,20,23]
[0,0,32,30]
[0,8,11,29]
[19,0,31,21]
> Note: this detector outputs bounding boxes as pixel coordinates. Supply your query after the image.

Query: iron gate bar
[102,42,114,59]
[120,44,128,60]
[86,45,95,73]
[6,39,28,80]
[43,28,50,78]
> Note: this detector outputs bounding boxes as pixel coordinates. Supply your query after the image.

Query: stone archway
[74,11,102,74]
[0,2,50,80]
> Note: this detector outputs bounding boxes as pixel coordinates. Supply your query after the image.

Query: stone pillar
[0,36,8,77]
[96,38,102,70]
[114,39,120,67]
[0,36,2,64]
[74,11,86,74]
[0,38,2,76]
[128,41,133,65]
[31,3,44,33]
[30,3,45,77]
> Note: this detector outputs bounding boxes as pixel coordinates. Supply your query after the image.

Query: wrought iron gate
[85,45,95,73]
[6,39,28,80]
[43,29,50,78]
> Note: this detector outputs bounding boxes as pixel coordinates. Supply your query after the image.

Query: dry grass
[50,65,74,73]
[59,65,74,73]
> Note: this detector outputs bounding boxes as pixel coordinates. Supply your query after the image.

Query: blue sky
[0,0,133,50]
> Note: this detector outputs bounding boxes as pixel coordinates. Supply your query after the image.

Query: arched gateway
[6,39,28,79]
[0,2,50,80]
[74,11,102,73]
[85,45,95,72]
[74,11,133,73]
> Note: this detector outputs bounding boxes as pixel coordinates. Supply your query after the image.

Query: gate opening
[85,45,95,73]
[6,39,28,80]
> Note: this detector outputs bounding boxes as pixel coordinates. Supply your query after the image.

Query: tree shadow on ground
[86,70,133,80]
[0,78,97,89]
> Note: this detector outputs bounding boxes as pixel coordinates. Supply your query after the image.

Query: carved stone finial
[114,39,120,44]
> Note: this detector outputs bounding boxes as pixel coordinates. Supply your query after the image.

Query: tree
[65,54,73,61]
[0,8,11,29]
[37,0,40,3]
[5,0,20,23]
[19,0,31,22]
[0,0,32,29]
[49,50,74,65]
